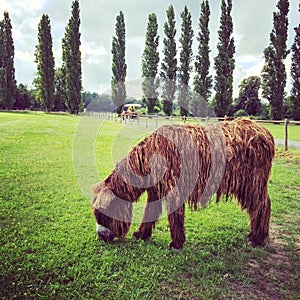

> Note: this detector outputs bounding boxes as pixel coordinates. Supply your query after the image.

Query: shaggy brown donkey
[93,118,275,250]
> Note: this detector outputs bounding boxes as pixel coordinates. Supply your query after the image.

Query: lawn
[261,122,300,142]
[0,112,299,299]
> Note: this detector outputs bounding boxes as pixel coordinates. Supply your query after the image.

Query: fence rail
[83,111,300,151]
[1,109,298,150]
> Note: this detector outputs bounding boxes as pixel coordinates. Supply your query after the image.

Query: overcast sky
[0,0,299,98]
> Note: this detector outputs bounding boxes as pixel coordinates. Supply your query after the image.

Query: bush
[234,109,248,117]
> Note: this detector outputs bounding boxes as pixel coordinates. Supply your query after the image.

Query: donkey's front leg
[168,204,185,250]
[133,190,162,241]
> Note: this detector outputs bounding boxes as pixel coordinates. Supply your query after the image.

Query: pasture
[0,112,299,299]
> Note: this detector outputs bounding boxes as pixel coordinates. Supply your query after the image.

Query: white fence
[84,111,300,151]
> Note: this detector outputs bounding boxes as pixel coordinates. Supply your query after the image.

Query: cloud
[233,56,264,98]
[232,0,278,56]
[15,50,34,62]
[81,41,107,64]
[236,55,262,71]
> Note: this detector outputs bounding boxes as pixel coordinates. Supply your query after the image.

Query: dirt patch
[229,225,300,299]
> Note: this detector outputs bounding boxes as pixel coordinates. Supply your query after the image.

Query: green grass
[261,122,300,141]
[0,112,299,299]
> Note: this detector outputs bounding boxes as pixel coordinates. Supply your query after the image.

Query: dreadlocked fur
[93,118,275,250]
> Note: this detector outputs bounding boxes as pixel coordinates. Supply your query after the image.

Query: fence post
[284,118,288,151]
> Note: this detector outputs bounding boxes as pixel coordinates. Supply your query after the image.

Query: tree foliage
[161,5,177,116]
[213,0,235,117]
[34,14,55,112]
[0,19,5,108]
[14,84,33,109]
[290,4,300,120]
[54,67,67,111]
[142,13,160,114]
[83,92,115,112]
[0,12,16,109]
[178,6,194,116]
[261,0,289,120]
[234,76,261,116]
[192,0,212,117]
[62,0,83,114]
[111,11,127,115]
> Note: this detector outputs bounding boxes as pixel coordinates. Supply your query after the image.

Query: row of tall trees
[0,0,299,119]
[111,1,224,117]
[33,0,82,113]
[111,0,299,120]
[109,0,235,117]
[0,1,82,113]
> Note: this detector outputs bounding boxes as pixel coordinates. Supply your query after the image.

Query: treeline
[111,0,300,120]
[0,0,82,114]
[0,0,299,120]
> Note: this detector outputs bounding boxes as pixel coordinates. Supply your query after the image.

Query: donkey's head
[93,182,132,243]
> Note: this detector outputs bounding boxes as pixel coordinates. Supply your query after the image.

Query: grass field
[261,122,300,141]
[0,112,299,299]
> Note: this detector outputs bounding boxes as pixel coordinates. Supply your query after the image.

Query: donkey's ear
[92,183,114,210]
[92,182,105,194]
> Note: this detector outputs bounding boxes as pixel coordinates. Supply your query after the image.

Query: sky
[0,0,299,98]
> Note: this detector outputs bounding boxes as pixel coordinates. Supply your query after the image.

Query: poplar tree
[111,11,127,115]
[54,67,67,111]
[193,0,212,117]
[62,0,83,114]
[213,0,235,117]
[0,12,16,109]
[261,0,289,120]
[161,5,177,116]
[290,4,300,120]
[34,14,55,112]
[0,20,4,107]
[178,6,193,117]
[142,13,160,114]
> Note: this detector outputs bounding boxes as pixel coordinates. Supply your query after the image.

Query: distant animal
[93,118,275,250]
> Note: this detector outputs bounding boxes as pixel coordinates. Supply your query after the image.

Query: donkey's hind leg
[247,195,271,247]
[168,204,186,250]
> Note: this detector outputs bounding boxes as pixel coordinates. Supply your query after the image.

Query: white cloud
[1,0,13,12]
[233,55,264,98]
[236,55,261,66]
[19,0,45,12]
[1,0,45,17]
[81,41,107,65]
[15,50,33,62]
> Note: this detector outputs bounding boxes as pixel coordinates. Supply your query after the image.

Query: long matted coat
[93,118,275,250]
